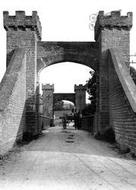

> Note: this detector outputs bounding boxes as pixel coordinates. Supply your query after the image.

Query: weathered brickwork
[94,11,132,135]
[37,41,99,72]
[4,11,41,66]
[108,49,136,154]
[0,49,26,155]
[3,11,42,138]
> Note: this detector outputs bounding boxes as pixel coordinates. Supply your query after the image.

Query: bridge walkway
[0,125,136,190]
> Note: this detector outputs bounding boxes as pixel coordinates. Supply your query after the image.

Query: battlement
[3,11,42,40]
[95,11,132,41]
[74,84,86,91]
[42,84,54,91]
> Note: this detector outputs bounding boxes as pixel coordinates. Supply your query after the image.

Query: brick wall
[0,48,26,155]
[108,48,136,154]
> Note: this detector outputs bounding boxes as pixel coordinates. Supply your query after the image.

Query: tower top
[42,84,54,91]
[3,11,42,40]
[74,84,86,91]
[95,11,132,41]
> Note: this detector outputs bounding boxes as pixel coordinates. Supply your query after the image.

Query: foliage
[82,72,96,115]
[130,66,136,84]
[86,72,96,99]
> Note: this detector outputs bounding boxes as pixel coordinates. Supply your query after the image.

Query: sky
[40,63,91,93]
[0,0,136,95]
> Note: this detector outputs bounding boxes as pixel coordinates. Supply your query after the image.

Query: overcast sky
[0,0,136,94]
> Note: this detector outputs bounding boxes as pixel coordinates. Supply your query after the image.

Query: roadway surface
[0,124,136,190]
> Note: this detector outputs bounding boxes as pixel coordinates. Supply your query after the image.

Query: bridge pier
[94,11,132,136]
[3,11,42,139]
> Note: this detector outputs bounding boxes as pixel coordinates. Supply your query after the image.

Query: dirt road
[0,125,136,190]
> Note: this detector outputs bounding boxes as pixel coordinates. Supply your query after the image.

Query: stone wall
[0,48,26,155]
[108,48,136,154]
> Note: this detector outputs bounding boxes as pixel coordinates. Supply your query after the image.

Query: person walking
[62,114,67,129]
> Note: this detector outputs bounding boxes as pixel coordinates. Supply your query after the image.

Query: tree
[82,72,96,115]
[130,66,136,84]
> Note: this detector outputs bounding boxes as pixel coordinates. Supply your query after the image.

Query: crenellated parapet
[95,11,132,41]
[3,11,42,40]
[42,84,54,91]
[74,84,86,91]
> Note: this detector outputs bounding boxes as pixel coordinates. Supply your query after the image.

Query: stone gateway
[0,10,136,156]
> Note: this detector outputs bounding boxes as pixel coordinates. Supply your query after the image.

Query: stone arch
[53,93,75,105]
[37,41,99,73]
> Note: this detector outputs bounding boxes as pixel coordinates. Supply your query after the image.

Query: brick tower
[74,84,86,112]
[3,11,42,138]
[42,84,54,127]
[94,11,132,135]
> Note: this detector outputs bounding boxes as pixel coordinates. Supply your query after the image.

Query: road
[0,124,136,190]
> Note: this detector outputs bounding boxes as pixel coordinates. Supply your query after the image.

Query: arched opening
[39,61,96,131]
[54,100,75,127]
[36,41,99,134]
[39,62,93,93]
